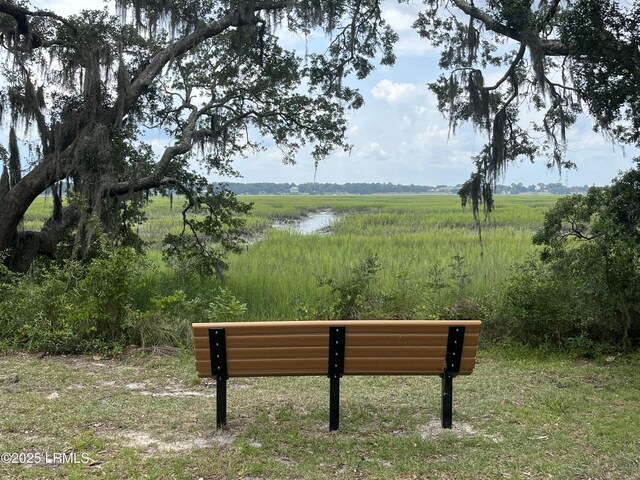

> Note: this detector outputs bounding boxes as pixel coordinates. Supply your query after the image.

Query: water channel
[272,209,338,234]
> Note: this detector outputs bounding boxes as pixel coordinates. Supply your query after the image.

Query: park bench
[192,320,481,431]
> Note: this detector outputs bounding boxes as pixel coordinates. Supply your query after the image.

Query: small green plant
[134,291,191,349]
[449,254,470,292]
[315,252,382,319]
[380,271,423,319]
[206,287,247,322]
[425,260,447,291]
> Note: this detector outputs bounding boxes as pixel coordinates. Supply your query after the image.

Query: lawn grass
[1,348,638,479]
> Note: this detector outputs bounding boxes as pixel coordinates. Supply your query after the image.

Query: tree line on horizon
[222,182,591,196]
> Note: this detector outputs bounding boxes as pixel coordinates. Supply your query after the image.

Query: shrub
[487,260,592,346]
[314,252,382,319]
[134,291,192,350]
[0,260,83,353]
[206,287,247,322]
[488,161,640,353]
[296,252,483,321]
[0,245,198,354]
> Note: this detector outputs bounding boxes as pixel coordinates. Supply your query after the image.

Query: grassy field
[8,194,640,478]
[224,194,555,319]
[24,193,557,320]
[1,348,639,479]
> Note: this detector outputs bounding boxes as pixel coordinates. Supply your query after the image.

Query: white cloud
[39,0,113,16]
[371,79,424,103]
[382,7,416,32]
[381,3,437,57]
[356,142,388,159]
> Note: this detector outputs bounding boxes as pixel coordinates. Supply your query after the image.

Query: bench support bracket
[209,328,228,429]
[441,326,466,429]
[328,326,346,431]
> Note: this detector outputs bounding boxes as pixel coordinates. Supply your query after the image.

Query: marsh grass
[1,349,638,479]
[222,195,555,319]
[22,193,557,320]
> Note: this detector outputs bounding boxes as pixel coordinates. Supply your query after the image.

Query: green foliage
[73,247,145,343]
[562,0,640,146]
[1,260,83,353]
[206,287,247,322]
[295,251,486,321]
[0,244,198,354]
[134,291,191,349]
[379,271,425,320]
[416,0,640,222]
[488,259,601,347]
[17,193,604,354]
[162,186,252,278]
[489,162,640,353]
[314,252,381,319]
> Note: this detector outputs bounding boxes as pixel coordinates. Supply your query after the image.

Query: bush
[488,161,640,353]
[0,246,198,354]
[206,287,247,322]
[314,252,383,319]
[488,260,594,345]
[0,263,79,353]
[296,252,485,321]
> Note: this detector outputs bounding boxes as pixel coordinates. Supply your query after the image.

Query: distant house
[290,186,299,194]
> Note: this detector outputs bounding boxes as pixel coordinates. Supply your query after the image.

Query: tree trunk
[0,154,68,263]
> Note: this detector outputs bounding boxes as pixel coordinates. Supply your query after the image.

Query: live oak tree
[414,0,640,218]
[417,0,640,348]
[0,0,396,273]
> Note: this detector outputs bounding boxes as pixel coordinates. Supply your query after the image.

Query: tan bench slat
[195,356,477,377]
[345,356,476,373]
[193,332,479,349]
[197,367,326,377]
[194,344,477,362]
[344,333,479,347]
[196,346,326,361]
[198,358,326,376]
[194,334,325,349]
[192,320,481,338]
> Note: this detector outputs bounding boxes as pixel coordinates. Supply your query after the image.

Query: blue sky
[39,0,639,187]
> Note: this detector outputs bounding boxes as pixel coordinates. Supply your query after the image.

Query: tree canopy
[414,0,640,218]
[0,0,396,272]
[2,0,639,272]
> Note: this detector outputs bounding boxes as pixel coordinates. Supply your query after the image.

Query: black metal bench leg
[441,372,453,429]
[328,326,345,431]
[329,375,340,431]
[216,376,227,429]
[209,327,229,430]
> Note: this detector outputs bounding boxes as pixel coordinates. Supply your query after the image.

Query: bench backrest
[193,320,480,378]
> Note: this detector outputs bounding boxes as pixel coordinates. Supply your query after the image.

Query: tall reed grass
[23,193,558,321]
[223,194,557,319]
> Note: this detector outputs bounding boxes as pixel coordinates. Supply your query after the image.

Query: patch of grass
[1,348,638,479]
